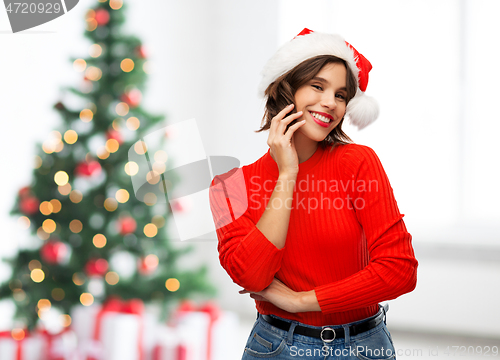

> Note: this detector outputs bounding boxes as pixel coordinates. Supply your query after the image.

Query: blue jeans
[241,306,396,359]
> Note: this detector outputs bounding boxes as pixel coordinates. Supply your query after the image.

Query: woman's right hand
[267,104,306,177]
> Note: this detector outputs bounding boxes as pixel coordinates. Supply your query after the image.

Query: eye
[336,93,346,100]
[311,84,323,91]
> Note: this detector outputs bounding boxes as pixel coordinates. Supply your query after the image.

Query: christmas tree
[0,0,215,330]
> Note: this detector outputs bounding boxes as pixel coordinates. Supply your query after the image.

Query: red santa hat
[258,28,379,129]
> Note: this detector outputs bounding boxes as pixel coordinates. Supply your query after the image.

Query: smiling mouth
[310,111,333,124]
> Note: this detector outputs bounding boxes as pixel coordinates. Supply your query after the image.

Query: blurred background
[1,0,499,358]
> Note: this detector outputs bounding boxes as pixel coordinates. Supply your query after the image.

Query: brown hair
[255,55,357,150]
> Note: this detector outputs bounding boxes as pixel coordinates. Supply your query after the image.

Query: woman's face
[293,62,347,144]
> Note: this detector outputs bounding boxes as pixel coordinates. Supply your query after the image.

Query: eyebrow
[311,77,347,91]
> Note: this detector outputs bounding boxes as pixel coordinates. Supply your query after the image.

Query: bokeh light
[42,219,56,233]
[73,59,87,72]
[11,329,25,341]
[124,161,139,176]
[115,189,129,203]
[105,271,119,285]
[58,183,72,196]
[18,216,30,229]
[134,141,147,155]
[54,171,69,186]
[69,219,83,233]
[146,171,161,185]
[85,66,102,81]
[29,260,42,271]
[50,199,62,213]
[37,227,50,241]
[80,293,94,306]
[60,314,72,327]
[143,193,157,206]
[31,269,45,283]
[154,150,168,163]
[72,273,85,286]
[40,201,53,215]
[104,198,118,212]
[165,278,180,292]
[80,109,94,122]
[143,223,158,238]
[64,130,78,144]
[126,117,140,131]
[70,190,83,203]
[105,139,119,153]
[120,58,134,72]
[89,44,103,58]
[93,234,107,248]
[109,0,123,10]
[115,102,129,116]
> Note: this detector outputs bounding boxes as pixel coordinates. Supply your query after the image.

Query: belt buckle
[320,327,336,343]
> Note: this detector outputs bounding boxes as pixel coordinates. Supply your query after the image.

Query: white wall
[1,0,499,337]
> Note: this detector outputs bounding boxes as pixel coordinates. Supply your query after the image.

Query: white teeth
[311,112,331,123]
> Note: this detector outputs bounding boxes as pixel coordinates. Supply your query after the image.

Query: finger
[249,294,267,302]
[282,119,306,141]
[277,111,303,136]
[269,104,295,140]
[273,104,295,122]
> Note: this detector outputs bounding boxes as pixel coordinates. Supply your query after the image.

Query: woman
[209,28,418,359]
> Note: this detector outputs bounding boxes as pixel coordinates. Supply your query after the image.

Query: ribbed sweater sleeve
[209,168,285,292]
[314,145,418,313]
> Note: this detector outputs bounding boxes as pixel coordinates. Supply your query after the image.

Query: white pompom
[346,91,380,130]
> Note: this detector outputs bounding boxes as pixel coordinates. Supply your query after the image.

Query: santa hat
[258,28,379,129]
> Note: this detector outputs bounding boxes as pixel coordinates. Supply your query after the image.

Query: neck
[293,133,319,164]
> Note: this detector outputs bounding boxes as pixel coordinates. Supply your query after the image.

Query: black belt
[261,306,386,343]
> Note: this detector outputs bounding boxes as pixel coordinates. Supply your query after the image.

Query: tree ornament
[40,240,68,265]
[20,196,40,215]
[75,160,102,177]
[106,129,123,145]
[138,254,158,275]
[120,88,142,108]
[135,45,147,59]
[118,216,136,235]
[95,8,110,26]
[18,186,31,198]
[85,258,108,277]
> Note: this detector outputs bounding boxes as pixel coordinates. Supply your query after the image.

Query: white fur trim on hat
[258,30,379,129]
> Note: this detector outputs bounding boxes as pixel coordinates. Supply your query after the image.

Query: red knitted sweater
[209,143,418,326]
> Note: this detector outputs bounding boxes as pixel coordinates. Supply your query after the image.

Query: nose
[320,91,337,109]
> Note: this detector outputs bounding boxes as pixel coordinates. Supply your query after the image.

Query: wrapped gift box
[70,297,145,360]
[0,331,45,360]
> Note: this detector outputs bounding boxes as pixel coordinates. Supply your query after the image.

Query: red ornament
[85,258,108,277]
[75,160,102,177]
[118,216,136,235]
[138,254,158,275]
[106,129,123,145]
[18,186,31,198]
[120,89,142,108]
[95,8,110,26]
[135,45,147,59]
[40,241,68,265]
[20,196,40,215]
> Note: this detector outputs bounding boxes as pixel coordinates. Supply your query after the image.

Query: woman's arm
[209,105,306,292]
[239,278,321,313]
[239,145,417,314]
